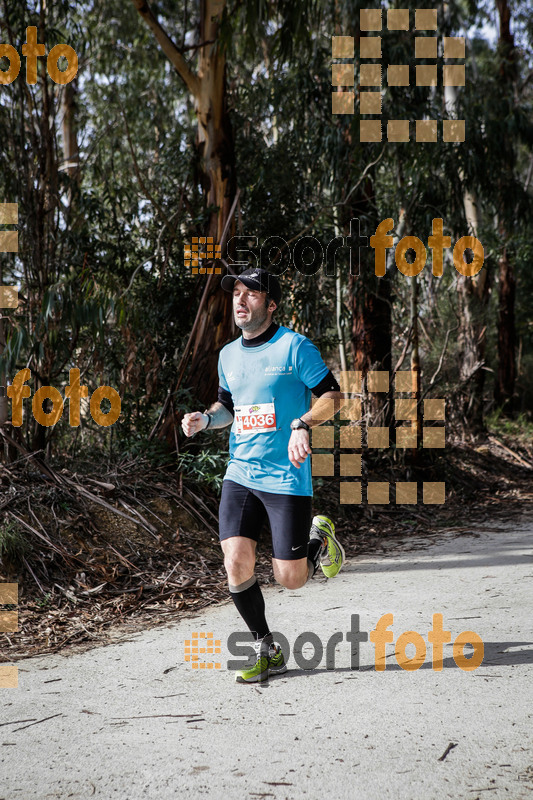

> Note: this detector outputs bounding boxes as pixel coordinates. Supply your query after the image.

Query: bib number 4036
[234,403,276,435]
[242,413,274,430]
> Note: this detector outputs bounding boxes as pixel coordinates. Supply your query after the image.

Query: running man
[181,268,345,683]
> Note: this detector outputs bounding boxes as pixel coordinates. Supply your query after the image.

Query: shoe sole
[236,673,268,683]
[321,536,345,578]
[235,662,288,683]
[311,515,335,537]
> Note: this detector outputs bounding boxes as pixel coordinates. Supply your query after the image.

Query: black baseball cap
[221,268,282,306]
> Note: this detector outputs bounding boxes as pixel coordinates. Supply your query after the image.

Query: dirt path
[2,521,532,799]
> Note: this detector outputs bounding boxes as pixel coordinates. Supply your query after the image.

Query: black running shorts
[219,479,312,561]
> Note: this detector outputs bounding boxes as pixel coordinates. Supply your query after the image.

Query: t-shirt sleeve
[218,355,230,392]
[310,370,341,397]
[217,355,234,414]
[293,336,330,389]
[218,386,234,414]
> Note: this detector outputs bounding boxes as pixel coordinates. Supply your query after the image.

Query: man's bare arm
[204,401,234,429]
[181,402,233,436]
[288,391,346,468]
[299,391,346,427]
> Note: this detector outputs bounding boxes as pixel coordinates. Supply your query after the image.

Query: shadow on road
[260,640,533,681]
[345,554,532,573]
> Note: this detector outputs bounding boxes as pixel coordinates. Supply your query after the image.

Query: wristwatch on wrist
[290,418,310,431]
[203,411,212,430]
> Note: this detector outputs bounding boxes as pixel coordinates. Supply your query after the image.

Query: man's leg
[220,482,290,683]
[271,536,324,589]
[221,536,271,640]
[219,480,271,641]
[261,491,326,588]
[271,515,345,587]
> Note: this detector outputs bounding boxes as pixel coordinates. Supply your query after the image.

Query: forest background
[0,0,532,655]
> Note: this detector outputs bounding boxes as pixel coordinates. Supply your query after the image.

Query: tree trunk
[349,266,392,424]
[409,274,421,448]
[350,275,392,379]
[494,0,517,413]
[445,44,489,432]
[337,18,392,418]
[455,192,489,433]
[495,245,516,411]
[61,81,81,212]
[187,8,237,405]
[346,172,392,421]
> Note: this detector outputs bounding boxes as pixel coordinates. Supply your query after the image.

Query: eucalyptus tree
[492,0,533,414]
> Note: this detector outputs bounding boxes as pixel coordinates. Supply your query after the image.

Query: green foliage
[118,434,176,468]
[0,521,30,566]
[486,409,533,442]
[36,592,53,609]
[176,449,228,493]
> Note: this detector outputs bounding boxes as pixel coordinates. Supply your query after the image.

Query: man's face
[233,280,274,333]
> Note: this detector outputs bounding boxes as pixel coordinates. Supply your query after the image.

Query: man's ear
[269,300,277,313]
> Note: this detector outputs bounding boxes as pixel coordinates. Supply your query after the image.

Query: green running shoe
[309,515,345,578]
[235,641,287,684]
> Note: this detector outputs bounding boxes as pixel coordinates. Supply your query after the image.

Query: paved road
[2,522,532,799]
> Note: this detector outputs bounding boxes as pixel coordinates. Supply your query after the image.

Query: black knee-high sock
[307,537,324,578]
[229,576,270,640]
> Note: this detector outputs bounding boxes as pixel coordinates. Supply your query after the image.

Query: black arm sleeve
[310,370,341,397]
[217,385,234,415]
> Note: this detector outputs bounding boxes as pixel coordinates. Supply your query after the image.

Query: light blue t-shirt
[218,325,330,496]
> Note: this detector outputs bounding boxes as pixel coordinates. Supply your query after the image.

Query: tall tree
[494,0,517,413]
[132,0,236,422]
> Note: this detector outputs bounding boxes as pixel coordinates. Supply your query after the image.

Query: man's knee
[273,561,308,590]
[224,554,254,583]
[279,574,307,590]
[222,538,256,583]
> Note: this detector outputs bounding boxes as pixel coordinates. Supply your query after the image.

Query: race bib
[234,403,277,435]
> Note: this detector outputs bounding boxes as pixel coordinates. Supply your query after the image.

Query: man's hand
[181,411,208,437]
[288,429,312,469]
